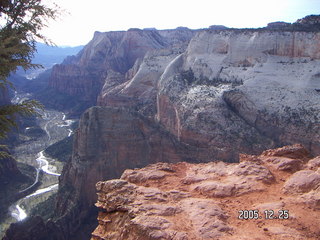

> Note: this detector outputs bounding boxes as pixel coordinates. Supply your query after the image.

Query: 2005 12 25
[238,210,290,220]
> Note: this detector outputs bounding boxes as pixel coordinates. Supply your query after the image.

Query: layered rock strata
[95,27,320,162]
[49,23,320,160]
[92,144,320,240]
[49,28,195,111]
[154,30,320,158]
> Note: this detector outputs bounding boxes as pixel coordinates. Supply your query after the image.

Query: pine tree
[0,0,59,157]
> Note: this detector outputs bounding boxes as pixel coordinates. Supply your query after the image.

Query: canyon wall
[49,26,320,161]
[96,29,320,161]
[48,28,195,114]
[155,30,320,157]
[4,16,320,240]
[56,27,320,239]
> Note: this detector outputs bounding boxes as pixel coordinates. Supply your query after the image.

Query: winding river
[9,111,75,221]
[7,93,75,223]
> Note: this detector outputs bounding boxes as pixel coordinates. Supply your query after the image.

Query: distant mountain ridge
[33,43,83,68]
[11,43,83,81]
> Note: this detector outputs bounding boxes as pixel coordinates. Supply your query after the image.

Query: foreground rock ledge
[91,144,320,240]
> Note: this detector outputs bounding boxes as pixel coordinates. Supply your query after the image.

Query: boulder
[283,170,320,194]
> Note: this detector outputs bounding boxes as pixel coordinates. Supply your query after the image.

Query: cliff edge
[92,144,320,240]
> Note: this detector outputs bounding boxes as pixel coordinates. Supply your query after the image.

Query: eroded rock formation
[49,28,195,113]
[49,20,320,159]
[4,16,320,240]
[154,29,320,158]
[92,144,320,240]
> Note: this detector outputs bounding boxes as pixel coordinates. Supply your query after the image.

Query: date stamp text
[238,210,290,220]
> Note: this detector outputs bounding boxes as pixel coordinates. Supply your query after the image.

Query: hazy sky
[42,0,320,46]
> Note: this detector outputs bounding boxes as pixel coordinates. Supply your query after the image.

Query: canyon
[2,15,320,239]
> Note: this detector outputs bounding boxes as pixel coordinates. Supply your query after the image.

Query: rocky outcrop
[50,106,192,239]
[95,28,194,117]
[49,28,195,113]
[92,144,320,240]
[155,29,320,159]
[96,49,181,117]
[262,15,320,32]
[295,15,320,28]
[267,21,291,29]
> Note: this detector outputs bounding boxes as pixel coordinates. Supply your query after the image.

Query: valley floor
[0,107,74,238]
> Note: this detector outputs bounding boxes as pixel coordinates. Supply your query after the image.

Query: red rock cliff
[48,29,194,111]
[92,144,320,240]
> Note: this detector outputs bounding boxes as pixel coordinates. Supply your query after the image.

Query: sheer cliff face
[58,106,185,208]
[49,29,194,109]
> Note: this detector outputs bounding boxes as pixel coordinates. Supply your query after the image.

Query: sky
[42,0,320,46]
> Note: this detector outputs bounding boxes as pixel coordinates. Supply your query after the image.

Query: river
[1,91,76,234]
[9,110,74,221]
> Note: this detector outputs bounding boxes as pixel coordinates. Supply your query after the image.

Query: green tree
[0,0,59,156]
